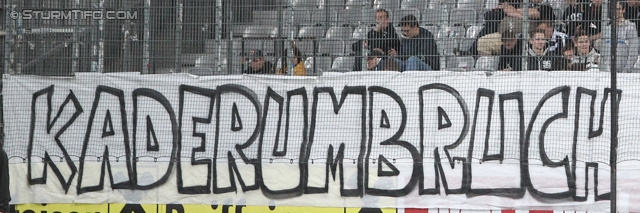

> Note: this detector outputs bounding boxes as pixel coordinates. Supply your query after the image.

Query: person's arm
[515,8,541,19]
[626,25,639,72]
[425,37,440,70]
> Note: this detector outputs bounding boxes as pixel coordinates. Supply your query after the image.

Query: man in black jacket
[0,143,10,213]
[367,9,401,55]
[390,15,440,71]
[244,49,274,74]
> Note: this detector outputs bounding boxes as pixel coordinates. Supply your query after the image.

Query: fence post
[143,0,151,74]
[175,1,183,73]
[609,0,618,211]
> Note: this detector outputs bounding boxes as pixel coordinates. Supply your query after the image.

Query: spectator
[244,49,274,74]
[277,47,306,76]
[563,0,587,37]
[527,29,557,70]
[596,3,638,72]
[554,44,577,70]
[389,15,440,71]
[584,0,603,41]
[535,21,569,54]
[0,144,9,213]
[367,49,400,71]
[570,29,600,70]
[498,30,524,71]
[624,0,640,36]
[368,9,401,55]
[480,0,555,37]
[474,17,524,56]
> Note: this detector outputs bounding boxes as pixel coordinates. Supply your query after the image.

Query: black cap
[369,49,384,58]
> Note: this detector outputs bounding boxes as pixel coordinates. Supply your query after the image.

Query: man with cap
[498,29,524,71]
[244,49,274,74]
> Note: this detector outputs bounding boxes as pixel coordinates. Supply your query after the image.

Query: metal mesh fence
[2,0,638,75]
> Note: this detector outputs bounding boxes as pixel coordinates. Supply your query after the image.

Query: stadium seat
[325,26,355,39]
[338,7,376,27]
[284,9,312,26]
[298,26,326,38]
[320,0,346,9]
[459,25,483,52]
[317,39,346,56]
[345,0,365,10]
[296,39,317,56]
[422,8,443,26]
[331,56,355,71]
[373,0,400,10]
[252,10,280,25]
[401,0,428,11]
[243,25,278,38]
[305,56,333,73]
[449,8,477,27]
[446,56,475,71]
[457,0,484,11]
[311,9,339,25]
[291,0,322,9]
[475,56,499,71]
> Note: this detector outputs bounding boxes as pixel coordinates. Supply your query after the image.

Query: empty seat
[345,0,364,10]
[317,39,346,56]
[291,0,322,9]
[252,10,280,25]
[325,26,354,39]
[332,56,354,70]
[305,56,333,73]
[446,56,475,71]
[457,0,483,11]
[311,9,339,25]
[298,26,326,38]
[338,7,376,27]
[421,8,441,26]
[459,25,484,52]
[284,9,312,26]
[475,56,499,71]
[296,39,317,56]
[320,0,346,9]
[449,8,477,27]
[401,0,428,11]
[373,0,400,10]
[188,67,214,76]
[243,25,278,38]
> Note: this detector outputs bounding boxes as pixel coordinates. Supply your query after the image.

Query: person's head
[375,9,390,29]
[592,0,602,7]
[561,44,575,59]
[501,30,518,50]
[367,49,384,70]
[249,49,266,71]
[529,29,547,51]
[573,29,591,55]
[616,2,626,21]
[399,15,420,38]
[535,21,554,39]
[284,47,303,65]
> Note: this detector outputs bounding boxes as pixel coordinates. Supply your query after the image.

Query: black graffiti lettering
[572,87,619,201]
[258,87,307,199]
[77,85,134,194]
[28,85,81,193]
[365,86,419,197]
[177,85,216,194]
[132,88,177,190]
[524,86,572,199]
[418,83,470,195]
[306,86,366,197]
[468,92,526,198]
[213,84,261,194]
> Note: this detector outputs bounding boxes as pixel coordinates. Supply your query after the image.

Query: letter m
[28,85,83,193]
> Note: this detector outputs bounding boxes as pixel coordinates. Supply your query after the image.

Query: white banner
[4,71,640,212]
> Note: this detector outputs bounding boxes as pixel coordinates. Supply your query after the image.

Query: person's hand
[388,48,397,57]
